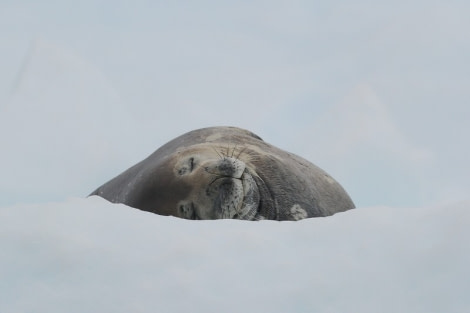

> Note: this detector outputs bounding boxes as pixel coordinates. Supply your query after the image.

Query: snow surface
[1,197,469,313]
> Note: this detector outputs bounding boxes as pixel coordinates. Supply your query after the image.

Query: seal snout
[200,157,260,220]
[204,157,246,179]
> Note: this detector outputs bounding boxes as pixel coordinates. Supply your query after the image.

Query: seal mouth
[204,157,260,220]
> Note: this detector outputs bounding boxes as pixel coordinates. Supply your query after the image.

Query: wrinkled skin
[90,127,355,220]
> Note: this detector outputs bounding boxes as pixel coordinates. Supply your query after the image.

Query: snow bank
[1,198,468,313]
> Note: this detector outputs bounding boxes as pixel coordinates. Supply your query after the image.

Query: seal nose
[204,157,246,179]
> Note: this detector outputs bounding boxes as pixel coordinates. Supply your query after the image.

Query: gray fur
[90,126,355,220]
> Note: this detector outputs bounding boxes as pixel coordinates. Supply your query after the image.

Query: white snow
[1,197,469,313]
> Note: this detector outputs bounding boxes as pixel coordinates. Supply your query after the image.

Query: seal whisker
[230,144,238,158]
[212,147,223,160]
[208,176,220,187]
[235,146,247,160]
[219,146,227,158]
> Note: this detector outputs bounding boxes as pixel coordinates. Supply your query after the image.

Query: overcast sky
[1,1,469,207]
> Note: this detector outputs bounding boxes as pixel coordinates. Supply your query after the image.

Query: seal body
[90,126,355,221]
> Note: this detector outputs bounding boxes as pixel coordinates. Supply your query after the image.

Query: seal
[90,126,355,220]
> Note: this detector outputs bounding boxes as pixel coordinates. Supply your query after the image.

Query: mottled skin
[90,126,355,220]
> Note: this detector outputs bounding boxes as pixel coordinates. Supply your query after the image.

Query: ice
[1,197,469,312]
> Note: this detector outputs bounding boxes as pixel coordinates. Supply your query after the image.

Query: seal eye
[178,202,198,220]
[189,157,195,171]
[177,157,196,176]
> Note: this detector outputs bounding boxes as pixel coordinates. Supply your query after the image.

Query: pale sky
[1,1,469,207]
